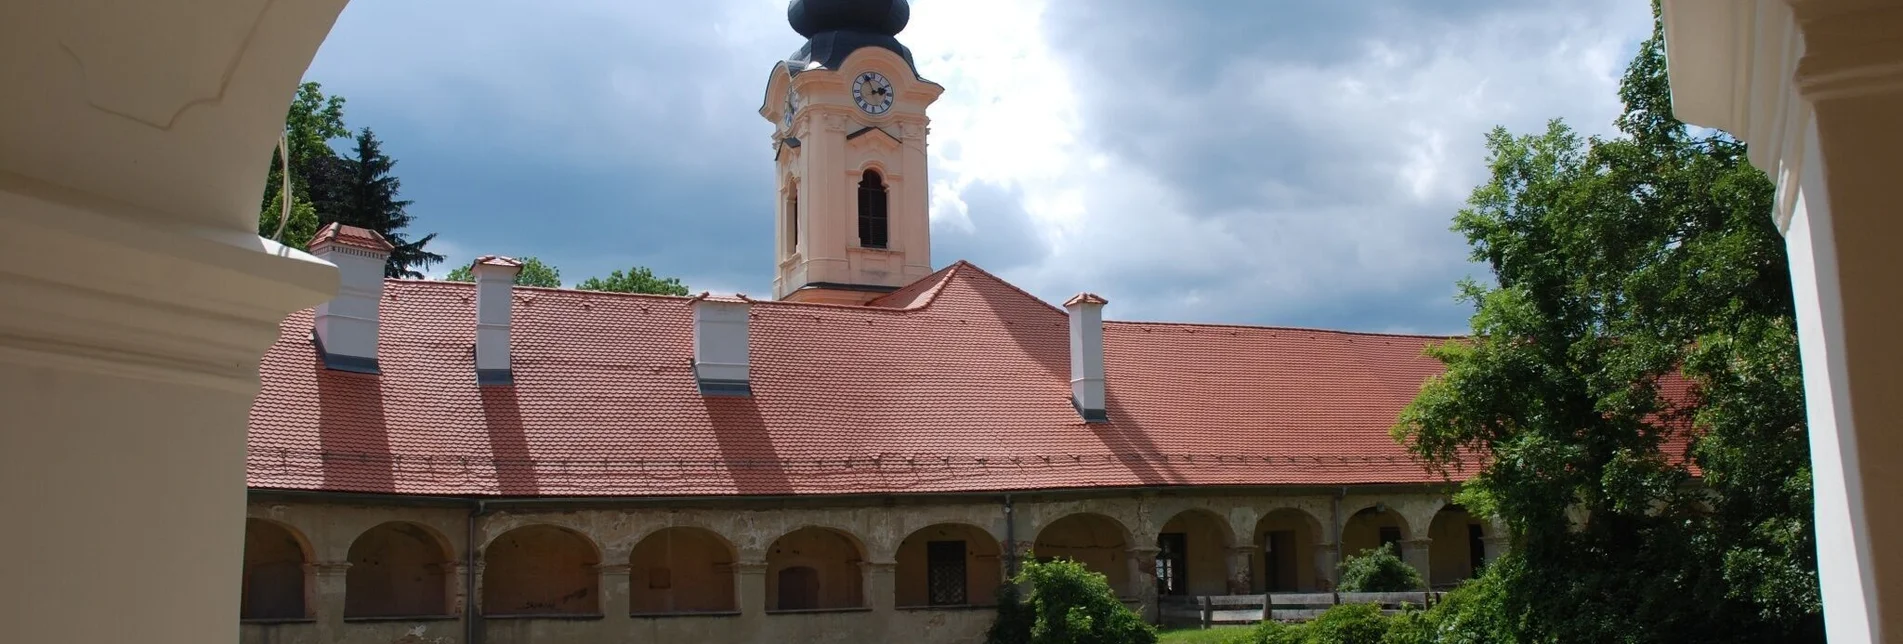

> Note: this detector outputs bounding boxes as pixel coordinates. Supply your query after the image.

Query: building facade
[238,2,1501,643]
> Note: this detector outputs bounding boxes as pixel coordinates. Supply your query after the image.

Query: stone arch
[344,521,454,618]
[242,518,311,620]
[765,526,866,611]
[1426,505,1489,588]
[1252,507,1327,592]
[1032,513,1132,596]
[482,524,601,616]
[629,527,737,615]
[1154,509,1233,596]
[895,523,1003,608]
[1341,503,1411,557]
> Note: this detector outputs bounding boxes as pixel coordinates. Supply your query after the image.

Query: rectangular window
[927,540,968,605]
[1156,533,1188,596]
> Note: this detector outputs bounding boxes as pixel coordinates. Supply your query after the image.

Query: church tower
[761,0,944,304]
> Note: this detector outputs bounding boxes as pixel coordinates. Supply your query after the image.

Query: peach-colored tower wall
[762,47,943,304]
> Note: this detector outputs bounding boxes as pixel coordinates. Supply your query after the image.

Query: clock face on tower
[782,90,800,133]
[851,71,894,115]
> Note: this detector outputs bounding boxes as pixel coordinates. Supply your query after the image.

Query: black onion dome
[787,0,909,38]
[783,0,925,80]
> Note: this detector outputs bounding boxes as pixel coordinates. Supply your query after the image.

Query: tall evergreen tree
[1392,5,1819,643]
[332,127,444,278]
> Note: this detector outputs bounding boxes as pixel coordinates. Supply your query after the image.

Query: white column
[0,3,348,644]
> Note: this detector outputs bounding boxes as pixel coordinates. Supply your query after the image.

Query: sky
[304,0,1654,335]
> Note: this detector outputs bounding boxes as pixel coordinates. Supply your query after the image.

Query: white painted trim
[1784,114,1878,644]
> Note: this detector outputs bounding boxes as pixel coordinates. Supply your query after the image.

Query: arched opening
[857,169,888,249]
[345,521,453,618]
[482,525,601,616]
[1253,509,1325,592]
[241,519,309,620]
[629,527,737,615]
[1342,505,1409,557]
[1032,513,1130,596]
[783,180,799,256]
[1155,510,1233,596]
[765,527,865,611]
[896,523,1003,607]
[1428,506,1488,588]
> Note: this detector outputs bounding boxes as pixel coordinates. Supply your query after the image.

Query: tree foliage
[1336,544,1425,593]
[445,256,563,288]
[576,266,691,296]
[260,83,442,278]
[987,558,1156,644]
[259,184,320,250]
[1390,6,1819,643]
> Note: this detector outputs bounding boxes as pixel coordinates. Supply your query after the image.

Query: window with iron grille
[926,540,967,605]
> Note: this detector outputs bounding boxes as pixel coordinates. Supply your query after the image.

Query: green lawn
[1157,626,1252,643]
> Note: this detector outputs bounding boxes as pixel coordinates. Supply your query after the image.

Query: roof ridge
[1107,319,1465,340]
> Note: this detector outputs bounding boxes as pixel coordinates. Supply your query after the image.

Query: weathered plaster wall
[346,521,454,618]
[631,527,736,613]
[484,525,601,615]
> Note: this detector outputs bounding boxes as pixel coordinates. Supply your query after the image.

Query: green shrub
[1306,603,1391,644]
[1338,544,1426,592]
[986,558,1156,644]
[1382,566,1514,644]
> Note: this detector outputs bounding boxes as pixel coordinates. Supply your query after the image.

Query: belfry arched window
[857,169,888,249]
[785,180,799,255]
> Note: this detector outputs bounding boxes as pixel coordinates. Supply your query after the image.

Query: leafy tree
[258,185,320,250]
[576,266,690,296]
[987,558,1155,644]
[445,256,562,288]
[259,82,348,217]
[331,128,444,278]
[1391,5,1819,643]
[1336,544,1425,593]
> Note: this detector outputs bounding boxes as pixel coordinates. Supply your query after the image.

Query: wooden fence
[1158,592,1443,628]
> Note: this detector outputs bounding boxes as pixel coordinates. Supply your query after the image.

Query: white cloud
[308,0,1653,332]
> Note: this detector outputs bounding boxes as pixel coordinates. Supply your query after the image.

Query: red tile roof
[473,255,524,268]
[1065,292,1109,307]
[245,261,1480,498]
[309,223,395,254]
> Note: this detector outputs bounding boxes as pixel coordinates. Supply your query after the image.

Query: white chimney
[1065,293,1108,422]
[471,256,523,386]
[309,223,394,373]
[692,294,752,396]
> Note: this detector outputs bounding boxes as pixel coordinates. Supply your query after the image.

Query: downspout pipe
[465,500,486,644]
